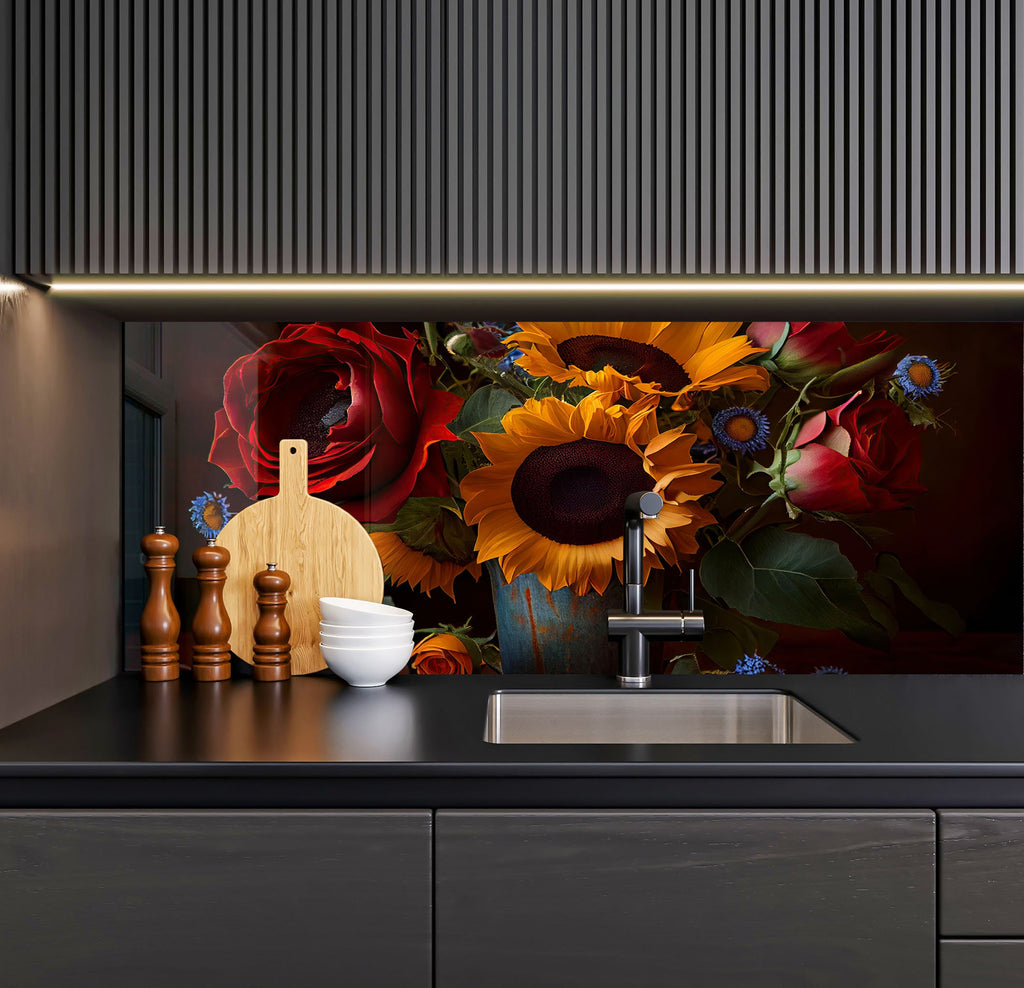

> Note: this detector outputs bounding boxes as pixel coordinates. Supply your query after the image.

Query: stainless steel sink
[484,690,854,744]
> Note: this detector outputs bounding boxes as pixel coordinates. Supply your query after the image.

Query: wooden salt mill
[191,539,232,681]
[140,526,181,681]
[252,563,291,681]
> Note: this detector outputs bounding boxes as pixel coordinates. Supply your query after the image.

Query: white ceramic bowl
[319,640,413,688]
[320,630,414,648]
[319,597,414,627]
[320,619,413,635]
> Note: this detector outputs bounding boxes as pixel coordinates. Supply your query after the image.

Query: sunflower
[370,497,482,600]
[461,392,721,595]
[509,321,769,409]
[370,531,482,601]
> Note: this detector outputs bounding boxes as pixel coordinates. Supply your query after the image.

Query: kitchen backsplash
[134,319,1022,676]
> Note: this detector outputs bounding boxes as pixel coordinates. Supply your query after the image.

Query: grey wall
[0,287,121,727]
[10,0,1023,278]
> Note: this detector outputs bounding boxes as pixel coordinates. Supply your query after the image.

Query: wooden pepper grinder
[140,526,181,681]
[191,539,232,681]
[252,563,291,681]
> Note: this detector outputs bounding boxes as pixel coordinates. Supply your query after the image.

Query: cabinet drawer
[941,940,1024,987]
[940,812,1024,936]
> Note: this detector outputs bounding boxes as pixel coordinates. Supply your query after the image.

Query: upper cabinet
[6,0,1023,277]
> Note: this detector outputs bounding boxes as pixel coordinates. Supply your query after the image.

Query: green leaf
[874,552,966,637]
[667,654,701,675]
[700,528,889,651]
[701,598,780,660]
[696,630,745,671]
[480,644,503,673]
[450,385,522,445]
[861,593,899,640]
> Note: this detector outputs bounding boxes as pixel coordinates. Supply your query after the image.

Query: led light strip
[45,277,1024,295]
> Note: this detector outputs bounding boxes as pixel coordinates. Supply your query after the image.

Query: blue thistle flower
[189,491,234,540]
[814,665,848,675]
[734,653,767,675]
[894,355,943,399]
[711,407,771,454]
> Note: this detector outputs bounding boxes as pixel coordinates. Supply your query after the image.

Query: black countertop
[0,673,1022,808]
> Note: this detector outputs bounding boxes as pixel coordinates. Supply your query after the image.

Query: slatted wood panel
[10,0,1024,276]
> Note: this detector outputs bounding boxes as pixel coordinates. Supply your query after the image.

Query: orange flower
[411,633,475,675]
[509,321,768,409]
[461,391,720,595]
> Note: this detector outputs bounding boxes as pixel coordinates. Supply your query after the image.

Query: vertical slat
[445,0,459,273]
[999,0,1010,273]
[685,0,697,272]
[381,0,396,274]
[939,0,952,272]
[176,0,191,273]
[536,0,550,273]
[578,0,591,273]
[294,0,309,274]
[953,0,966,272]
[459,0,474,273]
[746,0,759,273]
[862,0,875,273]
[279,0,293,272]
[894,0,907,273]
[984,0,996,272]
[397,0,411,274]
[593,0,607,273]
[847,0,860,273]
[132,0,145,271]
[162,0,176,273]
[221,1,235,273]
[236,0,249,274]
[787,0,802,274]
[699,0,713,273]
[190,0,205,272]
[147,0,161,273]
[909,0,921,272]
[1016,0,1024,272]
[74,0,88,272]
[637,0,651,274]
[969,0,981,272]
[773,0,787,273]
[550,0,564,273]
[565,0,577,273]
[339,0,353,273]
[251,0,265,274]
[56,0,70,273]
[924,0,937,272]
[715,0,728,273]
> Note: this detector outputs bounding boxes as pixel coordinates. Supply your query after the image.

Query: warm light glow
[45,276,1024,296]
[0,278,27,295]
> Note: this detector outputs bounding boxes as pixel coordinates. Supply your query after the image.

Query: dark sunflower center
[287,383,353,457]
[510,438,653,545]
[556,335,692,391]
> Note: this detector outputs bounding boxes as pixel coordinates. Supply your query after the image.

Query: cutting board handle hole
[290,446,297,454]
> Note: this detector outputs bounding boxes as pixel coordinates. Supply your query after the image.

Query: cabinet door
[0,810,431,988]
[436,810,934,988]
[939,811,1024,935]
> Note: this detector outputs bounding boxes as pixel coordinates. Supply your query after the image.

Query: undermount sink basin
[484,690,854,744]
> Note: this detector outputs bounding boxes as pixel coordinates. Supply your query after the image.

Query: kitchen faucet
[607,491,705,688]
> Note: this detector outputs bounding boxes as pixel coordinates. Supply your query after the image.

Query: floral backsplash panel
[167,319,1022,676]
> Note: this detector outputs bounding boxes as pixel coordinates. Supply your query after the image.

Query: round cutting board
[216,439,385,675]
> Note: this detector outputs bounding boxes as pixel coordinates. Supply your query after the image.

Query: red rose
[784,392,926,513]
[746,321,903,393]
[209,323,463,523]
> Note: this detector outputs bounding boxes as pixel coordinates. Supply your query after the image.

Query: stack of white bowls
[319,597,415,687]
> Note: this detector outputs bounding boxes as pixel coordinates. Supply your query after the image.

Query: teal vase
[487,561,620,674]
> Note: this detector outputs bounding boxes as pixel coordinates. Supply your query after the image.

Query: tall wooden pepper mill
[191,539,232,681]
[140,526,181,681]
[252,563,291,681]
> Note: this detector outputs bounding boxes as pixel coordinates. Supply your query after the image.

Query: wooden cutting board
[216,439,384,675]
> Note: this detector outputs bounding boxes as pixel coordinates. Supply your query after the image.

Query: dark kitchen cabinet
[7,0,1019,277]
[0,810,432,988]
[435,810,936,988]
[939,811,1024,936]
[940,941,1024,988]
